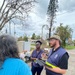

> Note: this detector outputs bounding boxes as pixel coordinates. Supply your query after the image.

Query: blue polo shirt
[31,49,44,67]
[0,58,32,75]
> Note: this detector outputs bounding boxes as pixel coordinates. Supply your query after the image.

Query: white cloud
[0,0,3,7]
[59,0,75,12]
[20,0,75,39]
[56,11,75,25]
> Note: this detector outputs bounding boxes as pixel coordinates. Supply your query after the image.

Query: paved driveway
[64,50,75,75]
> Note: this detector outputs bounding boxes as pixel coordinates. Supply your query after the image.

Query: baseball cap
[50,35,62,42]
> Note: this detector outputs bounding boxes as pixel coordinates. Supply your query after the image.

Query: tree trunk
[49,18,53,39]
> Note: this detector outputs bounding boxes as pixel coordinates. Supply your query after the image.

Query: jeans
[31,66,43,75]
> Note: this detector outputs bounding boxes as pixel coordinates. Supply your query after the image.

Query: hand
[41,53,47,60]
[36,58,38,60]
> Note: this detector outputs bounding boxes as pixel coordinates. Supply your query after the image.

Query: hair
[0,34,19,61]
[36,40,42,45]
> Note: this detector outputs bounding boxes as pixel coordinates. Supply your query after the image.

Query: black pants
[31,66,43,75]
[46,71,52,75]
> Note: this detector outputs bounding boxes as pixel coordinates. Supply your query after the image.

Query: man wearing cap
[31,40,44,75]
[42,35,69,75]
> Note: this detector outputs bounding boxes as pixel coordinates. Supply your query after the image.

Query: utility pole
[9,21,11,35]
[41,25,45,39]
[5,28,7,33]
[14,24,16,36]
[42,24,49,39]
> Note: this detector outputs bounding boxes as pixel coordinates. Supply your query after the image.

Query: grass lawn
[65,45,75,50]
[30,47,35,51]
[31,44,35,46]
[31,44,75,50]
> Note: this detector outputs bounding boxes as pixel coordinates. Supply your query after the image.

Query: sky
[28,0,75,40]
[0,0,75,40]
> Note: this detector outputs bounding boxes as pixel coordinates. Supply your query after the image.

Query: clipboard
[36,59,45,66]
[36,59,55,68]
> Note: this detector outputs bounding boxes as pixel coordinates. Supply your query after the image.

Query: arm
[45,53,69,74]
[31,57,37,61]
[31,50,37,61]
[45,66,66,74]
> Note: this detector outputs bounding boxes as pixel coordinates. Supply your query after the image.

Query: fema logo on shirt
[54,54,58,59]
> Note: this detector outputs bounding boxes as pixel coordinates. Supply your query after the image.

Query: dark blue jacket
[46,47,67,75]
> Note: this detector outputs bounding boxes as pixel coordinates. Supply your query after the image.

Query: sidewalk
[64,50,75,75]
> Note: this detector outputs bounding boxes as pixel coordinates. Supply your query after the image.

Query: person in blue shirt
[31,40,44,75]
[0,34,32,75]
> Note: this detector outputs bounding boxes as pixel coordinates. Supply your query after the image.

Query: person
[19,50,27,61]
[42,35,69,75]
[31,40,44,75]
[0,34,32,75]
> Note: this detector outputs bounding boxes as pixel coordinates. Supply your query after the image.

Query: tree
[47,0,58,38]
[73,40,75,46]
[36,35,41,39]
[55,23,73,47]
[0,0,36,30]
[23,35,28,41]
[31,33,36,39]
[18,36,23,41]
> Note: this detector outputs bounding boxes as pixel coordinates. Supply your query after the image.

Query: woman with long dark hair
[0,34,32,75]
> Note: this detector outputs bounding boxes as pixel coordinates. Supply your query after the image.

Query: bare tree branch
[0,0,6,12]
[0,0,36,30]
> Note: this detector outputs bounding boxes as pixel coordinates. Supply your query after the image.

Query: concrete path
[64,50,75,75]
